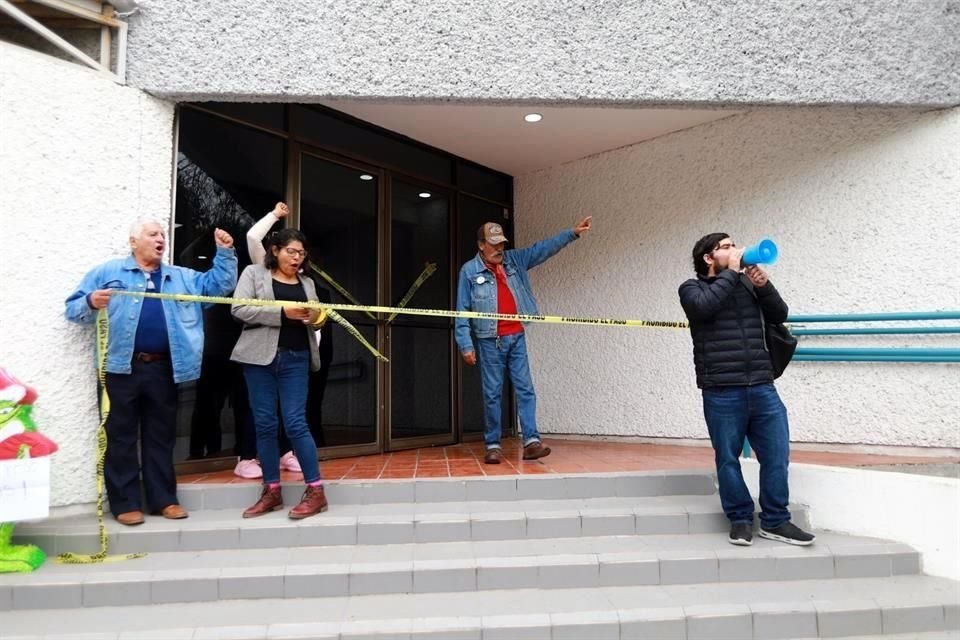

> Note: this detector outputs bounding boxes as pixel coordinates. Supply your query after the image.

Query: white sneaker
[234,458,263,479]
[279,451,302,473]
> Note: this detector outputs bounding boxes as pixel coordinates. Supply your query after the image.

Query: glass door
[297,150,381,456]
[386,179,454,448]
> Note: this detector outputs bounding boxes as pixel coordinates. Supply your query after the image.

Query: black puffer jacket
[678,270,789,389]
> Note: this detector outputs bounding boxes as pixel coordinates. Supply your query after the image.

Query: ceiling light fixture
[524,113,543,123]
[418,192,432,199]
[359,174,374,181]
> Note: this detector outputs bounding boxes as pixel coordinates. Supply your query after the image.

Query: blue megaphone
[742,238,779,266]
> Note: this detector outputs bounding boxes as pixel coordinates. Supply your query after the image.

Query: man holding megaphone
[678,234,814,548]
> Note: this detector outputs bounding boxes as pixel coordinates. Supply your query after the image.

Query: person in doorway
[65,220,237,526]
[231,229,329,519]
[455,217,592,464]
[678,233,814,547]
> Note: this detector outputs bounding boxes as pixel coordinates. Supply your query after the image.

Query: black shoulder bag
[742,277,797,379]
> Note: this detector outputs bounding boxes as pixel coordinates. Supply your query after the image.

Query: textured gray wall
[515,106,960,448]
[124,0,960,106]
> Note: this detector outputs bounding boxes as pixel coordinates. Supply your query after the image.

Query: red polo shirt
[486,262,524,337]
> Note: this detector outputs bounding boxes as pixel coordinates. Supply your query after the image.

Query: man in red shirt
[456,217,592,464]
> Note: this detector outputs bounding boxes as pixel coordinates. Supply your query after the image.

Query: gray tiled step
[0,533,920,610]
[173,471,718,510]
[14,494,810,555]
[1,575,957,638]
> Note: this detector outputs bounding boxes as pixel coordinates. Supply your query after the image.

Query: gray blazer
[230,264,322,371]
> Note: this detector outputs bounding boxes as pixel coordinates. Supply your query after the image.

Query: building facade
[1,0,957,507]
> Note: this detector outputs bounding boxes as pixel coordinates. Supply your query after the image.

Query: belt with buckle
[134,352,169,363]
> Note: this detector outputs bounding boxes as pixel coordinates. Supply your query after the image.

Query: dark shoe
[522,441,551,460]
[484,448,504,464]
[759,521,816,546]
[160,504,188,520]
[242,486,283,519]
[288,485,328,520]
[728,522,753,546]
[115,511,145,526]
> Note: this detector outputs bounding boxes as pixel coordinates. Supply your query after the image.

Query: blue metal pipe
[794,355,960,363]
[791,327,960,336]
[796,348,960,357]
[788,311,960,322]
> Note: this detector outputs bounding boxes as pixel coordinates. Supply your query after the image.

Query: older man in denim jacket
[65,220,237,526]
[456,217,592,464]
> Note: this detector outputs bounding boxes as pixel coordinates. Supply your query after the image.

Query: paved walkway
[179,439,960,483]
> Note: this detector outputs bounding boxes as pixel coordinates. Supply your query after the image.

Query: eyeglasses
[713,242,736,252]
[282,248,306,258]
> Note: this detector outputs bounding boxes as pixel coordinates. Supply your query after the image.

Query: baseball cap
[481,222,508,245]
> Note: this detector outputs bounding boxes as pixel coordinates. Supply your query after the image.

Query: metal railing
[788,310,960,363]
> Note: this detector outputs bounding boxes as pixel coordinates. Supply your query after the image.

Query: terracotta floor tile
[480,465,519,476]
[449,466,484,477]
[178,439,957,483]
[516,465,554,474]
[415,468,450,478]
[379,469,415,479]
[382,461,418,470]
[415,462,450,470]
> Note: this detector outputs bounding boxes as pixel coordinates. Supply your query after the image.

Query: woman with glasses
[230,228,329,519]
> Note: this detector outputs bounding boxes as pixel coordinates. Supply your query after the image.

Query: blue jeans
[701,383,791,529]
[476,333,542,449]
[243,350,321,485]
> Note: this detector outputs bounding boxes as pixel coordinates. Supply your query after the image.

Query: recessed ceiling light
[197,255,208,260]
[524,113,543,123]
[418,192,432,199]
[359,174,374,181]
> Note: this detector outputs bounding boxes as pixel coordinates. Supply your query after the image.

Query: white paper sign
[0,457,51,522]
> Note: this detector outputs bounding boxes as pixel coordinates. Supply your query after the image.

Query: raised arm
[188,229,237,297]
[246,202,288,266]
[511,216,591,270]
[678,270,740,322]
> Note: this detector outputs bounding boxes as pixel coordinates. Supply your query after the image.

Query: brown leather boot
[484,448,504,464]
[522,441,552,460]
[242,486,283,519]
[288,485,328,520]
[116,510,145,526]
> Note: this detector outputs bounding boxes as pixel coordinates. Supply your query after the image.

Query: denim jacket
[64,247,238,383]
[455,229,578,354]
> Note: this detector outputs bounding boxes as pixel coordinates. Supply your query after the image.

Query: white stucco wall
[123,0,960,107]
[742,461,960,581]
[0,43,175,506]
[515,107,960,449]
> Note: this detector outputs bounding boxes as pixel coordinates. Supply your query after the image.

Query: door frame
[384,175,458,452]
[293,144,460,456]
[293,143,385,459]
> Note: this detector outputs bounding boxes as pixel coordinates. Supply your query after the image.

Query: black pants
[103,360,179,515]
[307,363,330,447]
[189,355,252,459]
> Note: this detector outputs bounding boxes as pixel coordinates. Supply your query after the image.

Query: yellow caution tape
[308,263,376,321]
[387,262,437,323]
[325,308,388,362]
[113,290,690,330]
[57,309,146,565]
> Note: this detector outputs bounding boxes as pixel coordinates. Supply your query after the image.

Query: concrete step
[0,531,919,610]
[172,471,719,511]
[13,494,811,555]
[2,575,957,639]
